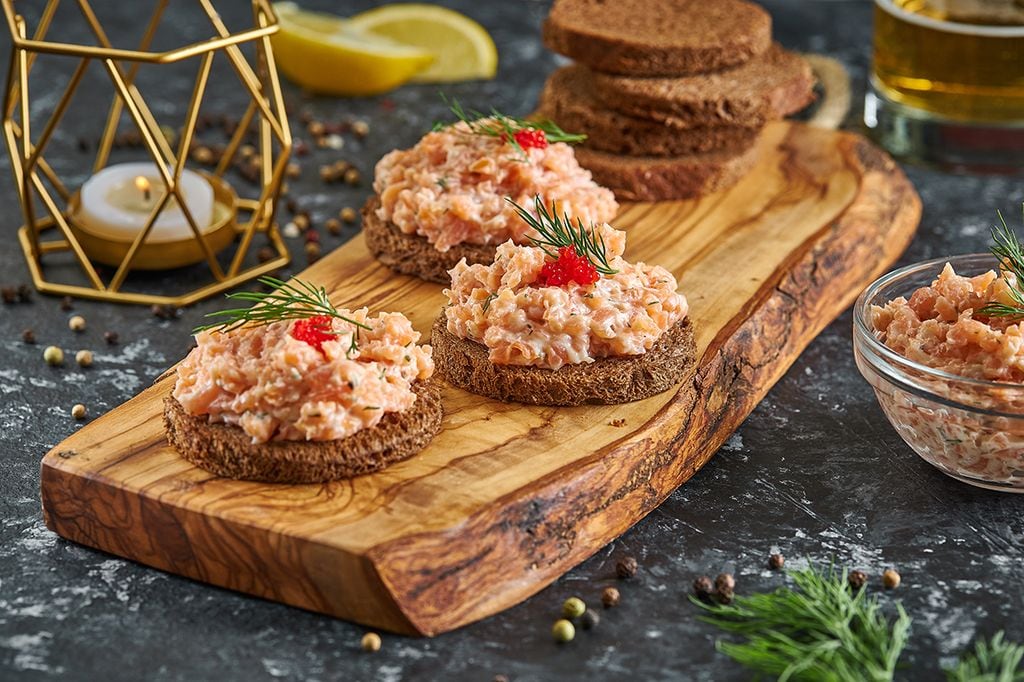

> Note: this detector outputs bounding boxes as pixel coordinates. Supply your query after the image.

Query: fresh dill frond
[692,563,911,682]
[946,631,1024,682]
[194,276,372,340]
[507,195,618,276]
[980,207,1024,319]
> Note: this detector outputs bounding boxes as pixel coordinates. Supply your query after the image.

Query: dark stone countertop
[2,1,1023,680]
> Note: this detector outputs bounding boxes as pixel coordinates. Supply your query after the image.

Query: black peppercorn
[493,676,510,682]
[616,556,638,579]
[1,287,17,304]
[21,329,36,344]
[103,330,119,345]
[716,586,734,605]
[16,284,31,303]
[580,609,600,630]
[849,570,867,590]
[693,575,714,599]
[715,573,735,593]
[257,246,276,263]
[60,295,74,311]
[769,553,785,570]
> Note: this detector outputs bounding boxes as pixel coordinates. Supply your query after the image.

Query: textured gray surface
[2,1,1023,680]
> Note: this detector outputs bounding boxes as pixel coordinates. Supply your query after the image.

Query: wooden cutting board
[39,121,920,637]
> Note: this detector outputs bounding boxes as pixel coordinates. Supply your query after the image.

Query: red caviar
[537,246,599,287]
[290,315,336,352]
[511,129,548,150]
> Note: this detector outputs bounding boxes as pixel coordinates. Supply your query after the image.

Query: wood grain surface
[39,122,920,636]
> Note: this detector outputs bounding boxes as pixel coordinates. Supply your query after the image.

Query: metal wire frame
[1,0,292,306]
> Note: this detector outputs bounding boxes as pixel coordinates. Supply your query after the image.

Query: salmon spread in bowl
[172,310,434,444]
[373,119,618,252]
[443,223,688,370]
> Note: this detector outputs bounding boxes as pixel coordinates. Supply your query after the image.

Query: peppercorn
[716,586,734,605]
[1,287,16,304]
[305,230,320,244]
[257,246,276,263]
[360,632,381,653]
[68,315,86,332]
[282,222,300,238]
[285,198,298,214]
[191,145,214,164]
[306,120,325,137]
[580,609,600,630]
[151,304,175,320]
[562,597,586,619]
[77,137,89,152]
[693,575,714,600]
[325,218,342,235]
[769,553,785,570]
[882,568,901,589]
[60,296,74,311]
[21,329,36,344]
[601,586,620,608]
[848,570,867,590]
[75,349,93,367]
[340,206,357,223]
[715,573,735,593]
[494,676,510,682]
[286,162,301,178]
[305,242,322,263]
[294,139,309,156]
[16,284,31,302]
[616,556,638,579]
[321,134,344,150]
[319,165,337,182]
[239,144,256,160]
[352,119,370,138]
[71,403,87,420]
[293,214,310,231]
[103,330,119,345]
[43,346,64,366]
[343,167,360,186]
[552,619,575,643]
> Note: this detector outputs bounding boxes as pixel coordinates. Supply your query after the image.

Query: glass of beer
[865,0,1024,173]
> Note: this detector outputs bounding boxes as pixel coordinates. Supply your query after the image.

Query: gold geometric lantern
[1,0,292,306]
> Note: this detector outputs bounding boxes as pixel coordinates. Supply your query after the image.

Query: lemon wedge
[349,4,497,83]
[270,2,434,96]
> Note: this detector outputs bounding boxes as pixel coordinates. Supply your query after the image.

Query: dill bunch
[979,207,1024,319]
[432,95,585,157]
[946,632,1024,682]
[506,195,618,276]
[692,563,911,682]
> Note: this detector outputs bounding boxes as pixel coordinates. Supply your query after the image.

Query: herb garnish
[979,209,1024,319]
[692,563,911,681]
[946,631,1024,682]
[432,95,585,158]
[194,276,371,340]
[507,195,618,276]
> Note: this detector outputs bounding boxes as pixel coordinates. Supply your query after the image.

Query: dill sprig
[507,195,618,276]
[194,276,371,339]
[692,563,911,681]
[432,95,585,157]
[979,208,1024,319]
[946,631,1024,682]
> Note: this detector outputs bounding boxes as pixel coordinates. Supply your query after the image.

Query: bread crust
[164,379,444,483]
[573,144,759,202]
[432,314,697,406]
[362,195,498,283]
[537,65,760,157]
[542,0,772,77]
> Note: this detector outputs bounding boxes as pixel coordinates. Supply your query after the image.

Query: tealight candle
[73,162,215,243]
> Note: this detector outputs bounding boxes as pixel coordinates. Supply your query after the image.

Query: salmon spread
[444,225,688,370]
[172,310,434,444]
[373,120,618,252]
[871,263,1024,382]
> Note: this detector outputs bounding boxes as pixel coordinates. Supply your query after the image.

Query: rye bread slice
[362,195,497,283]
[543,0,771,77]
[163,378,444,483]
[573,143,759,202]
[591,44,816,126]
[432,314,696,406]
[537,65,760,157]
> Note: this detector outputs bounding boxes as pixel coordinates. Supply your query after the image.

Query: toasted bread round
[362,195,498,283]
[542,0,771,77]
[573,143,759,202]
[431,315,696,406]
[591,45,816,126]
[164,379,444,483]
[537,65,760,157]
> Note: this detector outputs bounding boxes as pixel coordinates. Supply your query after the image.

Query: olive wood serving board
[39,121,920,636]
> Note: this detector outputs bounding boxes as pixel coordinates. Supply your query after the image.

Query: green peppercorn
[562,596,586,619]
[43,346,64,366]
[552,619,575,643]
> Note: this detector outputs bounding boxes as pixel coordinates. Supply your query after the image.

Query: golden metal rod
[3,0,58,119]
[9,119,71,199]
[214,100,256,178]
[107,191,173,292]
[174,51,213,181]
[25,58,90,173]
[258,6,292,151]
[29,172,106,289]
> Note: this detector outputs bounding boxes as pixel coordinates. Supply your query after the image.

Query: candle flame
[134,176,151,202]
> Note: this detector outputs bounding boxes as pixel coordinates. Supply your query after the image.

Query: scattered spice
[285,162,301,178]
[60,296,74,311]
[306,120,325,137]
[352,119,369,138]
[552,619,575,643]
[16,285,31,303]
[21,329,35,344]
[68,315,86,332]
[325,218,342,235]
[344,167,361,186]
[75,350,93,367]
[693,575,714,600]
[151,304,176,320]
[769,553,786,570]
[849,569,868,590]
[293,214,310,231]
[340,206,357,223]
[562,597,586,619]
[191,145,214,165]
[283,222,301,238]
[285,198,299,214]
[360,632,381,653]
[601,586,620,608]
[71,403,86,420]
[305,230,320,244]
[320,133,344,150]
[715,573,736,593]
[493,676,510,682]
[616,556,638,579]
[882,568,901,589]
[1,287,16,304]
[103,330,119,345]
[257,246,276,263]
[43,346,64,366]
[717,585,735,605]
[305,242,322,263]
[580,610,600,630]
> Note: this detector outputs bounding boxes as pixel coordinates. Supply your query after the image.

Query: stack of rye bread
[537,0,816,201]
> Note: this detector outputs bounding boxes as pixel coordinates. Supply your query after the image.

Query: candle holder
[1,0,292,306]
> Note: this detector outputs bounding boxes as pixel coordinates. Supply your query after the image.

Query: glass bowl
[853,253,1024,492]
